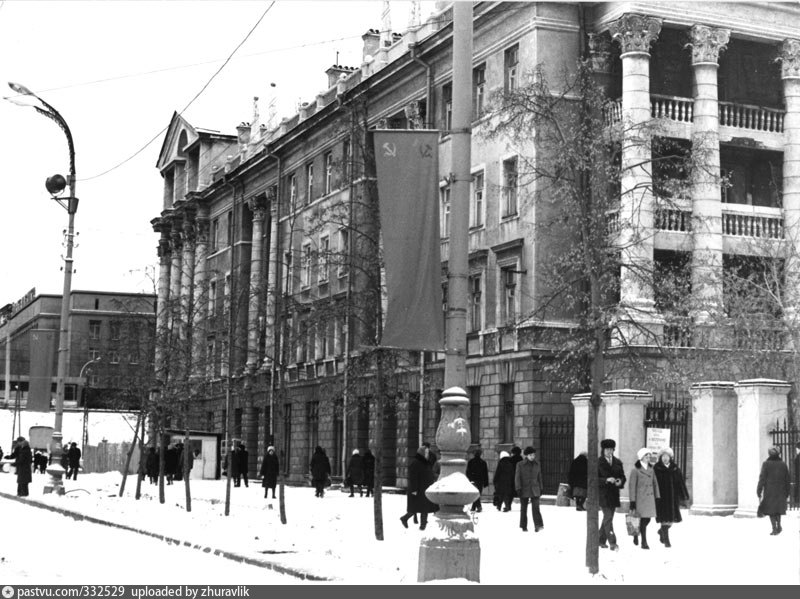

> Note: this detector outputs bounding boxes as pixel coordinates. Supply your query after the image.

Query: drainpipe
[263,151,282,445]
[410,43,433,128]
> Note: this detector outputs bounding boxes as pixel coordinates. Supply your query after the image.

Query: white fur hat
[352,449,359,455]
[659,447,674,458]
[499,451,510,459]
[637,448,651,462]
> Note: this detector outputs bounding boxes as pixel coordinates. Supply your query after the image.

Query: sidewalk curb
[0,491,334,582]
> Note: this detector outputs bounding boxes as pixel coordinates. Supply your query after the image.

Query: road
[0,497,297,584]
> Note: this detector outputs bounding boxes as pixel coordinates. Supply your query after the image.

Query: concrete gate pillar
[733,379,790,518]
[601,389,653,503]
[571,392,605,455]
[689,381,737,515]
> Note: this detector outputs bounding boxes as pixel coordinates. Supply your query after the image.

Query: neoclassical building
[150,2,800,499]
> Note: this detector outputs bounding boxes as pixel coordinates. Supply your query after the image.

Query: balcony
[722,204,783,240]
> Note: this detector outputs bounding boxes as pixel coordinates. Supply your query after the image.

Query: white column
[191,212,209,378]
[610,14,662,344]
[180,219,196,347]
[733,379,790,518]
[689,25,730,324]
[153,221,172,382]
[601,388,653,503]
[780,39,800,323]
[571,392,605,455]
[262,192,279,370]
[246,196,267,372]
[689,381,737,515]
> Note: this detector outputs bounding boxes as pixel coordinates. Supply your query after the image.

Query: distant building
[0,289,156,412]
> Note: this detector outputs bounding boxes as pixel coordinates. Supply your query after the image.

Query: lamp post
[5,81,78,495]
[80,357,101,451]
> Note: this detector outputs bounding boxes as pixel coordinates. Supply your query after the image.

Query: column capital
[609,13,661,56]
[247,194,268,222]
[157,238,172,261]
[587,32,613,74]
[688,25,730,66]
[195,217,210,245]
[778,39,800,79]
[170,229,183,252]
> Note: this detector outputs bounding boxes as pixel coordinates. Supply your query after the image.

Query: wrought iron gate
[644,399,689,475]
[539,415,574,495]
[769,419,799,510]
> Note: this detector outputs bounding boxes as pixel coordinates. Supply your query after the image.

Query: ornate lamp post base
[44,431,66,495]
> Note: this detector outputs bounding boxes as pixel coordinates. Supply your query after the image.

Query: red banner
[28,330,56,412]
[374,130,444,350]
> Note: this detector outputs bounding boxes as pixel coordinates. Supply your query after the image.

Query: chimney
[337,73,348,96]
[236,122,251,154]
[298,102,310,122]
[326,65,357,88]
[362,28,380,63]
[316,91,326,110]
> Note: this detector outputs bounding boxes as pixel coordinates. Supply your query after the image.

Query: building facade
[151,2,800,493]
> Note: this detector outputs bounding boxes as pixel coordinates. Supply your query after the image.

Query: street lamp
[80,357,101,451]
[5,81,78,495]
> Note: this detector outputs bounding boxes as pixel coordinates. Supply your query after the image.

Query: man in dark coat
[466,448,489,512]
[362,449,376,497]
[165,443,178,484]
[509,446,523,498]
[568,452,588,511]
[174,442,185,481]
[598,438,626,551]
[234,443,249,487]
[346,449,365,497]
[794,442,800,506]
[10,437,33,497]
[67,442,81,480]
[493,450,515,511]
[757,446,791,535]
[400,446,438,530]
[309,446,331,498]
[260,446,280,499]
[515,446,544,532]
[145,446,158,485]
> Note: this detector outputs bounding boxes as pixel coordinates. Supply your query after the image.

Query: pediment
[156,112,199,171]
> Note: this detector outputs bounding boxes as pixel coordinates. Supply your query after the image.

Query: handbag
[625,511,641,536]
[324,474,332,488]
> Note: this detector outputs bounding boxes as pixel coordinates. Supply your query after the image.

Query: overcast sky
[0,0,436,304]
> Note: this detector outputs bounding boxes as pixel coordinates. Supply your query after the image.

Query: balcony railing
[655,208,692,232]
[719,101,784,133]
[651,94,693,123]
[722,209,783,239]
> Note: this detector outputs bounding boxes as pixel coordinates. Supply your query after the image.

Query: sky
[0,0,437,304]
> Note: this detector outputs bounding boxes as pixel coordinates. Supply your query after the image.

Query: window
[473,65,486,118]
[442,282,449,331]
[505,44,519,92]
[283,251,293,294]
[471,171,484,228]
[502,156,518,217]
[110,321,121,341]
[501,266,517,324]
[234,408,243,438]
[318,235,330,283]
[288,173,297,209]
[208,280,217,317]
[338,229,349,277]
[440,186,451,237]
[109,350,120,365]
[88,321,101,341]
[442,83,453,132]
[307,401,320,453]
[301,243,312,288]
[89,374,100,388]
[211,218,220,251]
[324,152,333,195]
[320,320,329,358]
[468,386,481,444]
[500,383,515,443]
[469,274,482,332]
[337,316,347,356]
[306,163,314,204]
[342,138,351,182]
[226,211,233,247]
[88,348,101,362]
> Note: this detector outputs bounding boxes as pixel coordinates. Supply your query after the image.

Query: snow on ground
[0,471,797,585]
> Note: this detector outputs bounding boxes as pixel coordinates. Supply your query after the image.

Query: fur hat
[659,447,674,458]
[510,446,522,455]
[768,446,780,457]
[267,446,275,453]
[352,449,360,455]
[499,451,510,459]
[15,436,25,443]
[600,439,616,450]
[637,448,651,462]
[523,446,536,455]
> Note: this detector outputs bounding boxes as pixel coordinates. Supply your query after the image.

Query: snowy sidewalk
[1,471,798,584]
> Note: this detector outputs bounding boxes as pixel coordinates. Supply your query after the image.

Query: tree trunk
[135,414,146,500]
[119,412,142,497]
[585,395,601,574]
[184,426,192,512]
[279,474,287,524]
[373,349,385,541]
[158,415,166,504]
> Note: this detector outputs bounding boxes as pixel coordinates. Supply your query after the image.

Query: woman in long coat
[654,447,689,547]
[309,446,331,498]
[12,437,33,497]
[628,448,660,550]
[757,446,791,535]
[346,449,365,497]
[400,446,438,530]
[362,449,375,497]
[259,446,280,499]
[567,452,588,511]
[493,451,515,511]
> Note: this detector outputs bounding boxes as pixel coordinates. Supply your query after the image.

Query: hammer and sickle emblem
[418,144,433,158]
[383,142,397,157]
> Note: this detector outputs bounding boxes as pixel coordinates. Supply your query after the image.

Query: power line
[80,1,276,183]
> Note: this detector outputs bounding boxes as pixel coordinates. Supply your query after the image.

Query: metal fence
[769,419,799,510]
[539,415,574,495]
[644,399,689,475]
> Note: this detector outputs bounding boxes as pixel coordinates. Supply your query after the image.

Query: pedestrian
[757,446,791,535]
[794,442,800,506]
[60,444,69,472]
[429,448,441,481]
[653,447,689,548]
[174,442,185,481]
[145,446,158,485]
[598,438,625,551]
[67,442,81,480]
[10,436,32,497]
[346,449,364,497]
[309,446,331,498]
[236,443,249,487]
[493,450,515,512]
[466,448,489,512]
[165,443,178,484]
[400,445,438,530]
[363,448,375,497]
[567,451,588,511]
[628,448,660,550]
[514,446,544,532]
[260,446,279,499]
